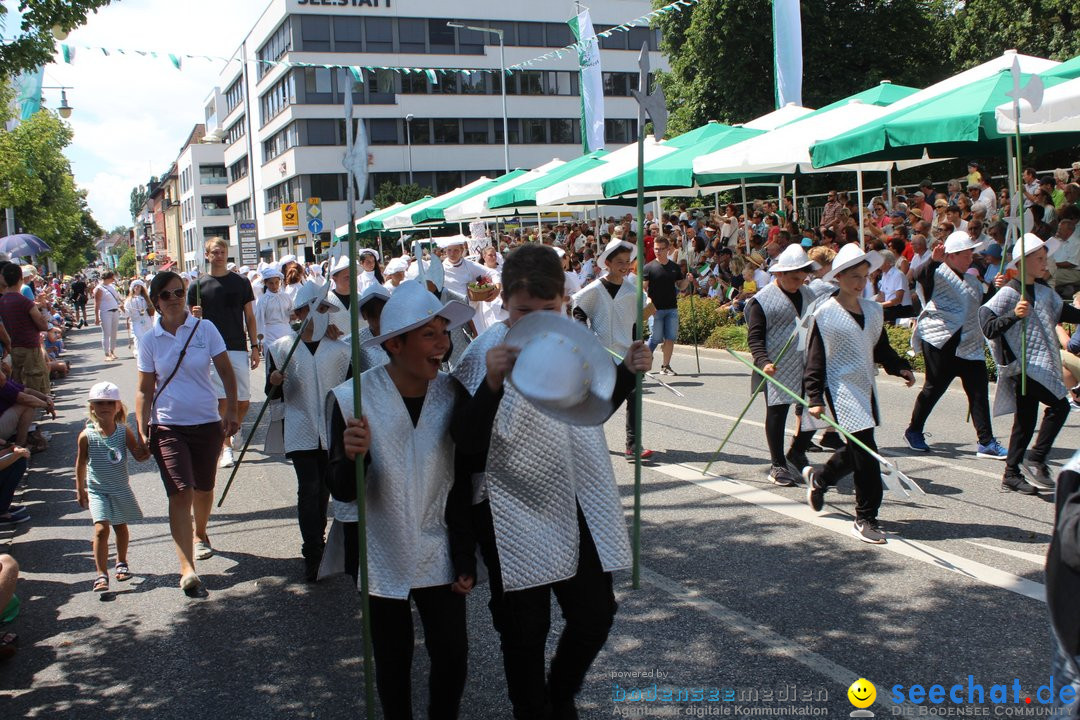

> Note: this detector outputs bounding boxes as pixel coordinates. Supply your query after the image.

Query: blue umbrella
[0,234,50,258]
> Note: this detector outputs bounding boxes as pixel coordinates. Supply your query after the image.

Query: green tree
[374,181,432,209]
[948,0,1080,67]
[115,246,136,278]
[0,1,114,77]
[129,184,148,221]
[45,192,103,274]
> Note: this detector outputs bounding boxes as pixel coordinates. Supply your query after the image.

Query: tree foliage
[948,0,1080,67]
[129,184,148,221]
[115,246,136,279]
[374,181,432,210]
[46,192,103,275]
[0,0,113,77]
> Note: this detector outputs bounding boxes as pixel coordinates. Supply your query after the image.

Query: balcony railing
[202,207,231,216]
[199,175,228,185]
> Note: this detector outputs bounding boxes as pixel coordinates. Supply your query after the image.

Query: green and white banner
[772,0,803,109]
[569,8,605,153]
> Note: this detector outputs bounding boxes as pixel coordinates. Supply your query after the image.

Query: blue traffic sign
[307,217,324,234]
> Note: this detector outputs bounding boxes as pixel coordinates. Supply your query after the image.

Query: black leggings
[764,403,815,468]
[286,449,329,561]
[817,427,883,521]
[1006,377,1071,473]
[369,586,468,720]
[908,339,994,445]
[624,385,639,450]
[475,501,617,719]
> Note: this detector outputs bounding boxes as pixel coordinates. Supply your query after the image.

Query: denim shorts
[649,308,679,345]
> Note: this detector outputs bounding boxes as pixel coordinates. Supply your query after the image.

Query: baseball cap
[89,382,121,402]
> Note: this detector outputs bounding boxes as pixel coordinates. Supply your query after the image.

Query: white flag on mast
[569,9,605,152]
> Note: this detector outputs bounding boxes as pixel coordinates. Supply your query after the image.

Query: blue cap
[800,237,813,248]
[982,243,1003,259]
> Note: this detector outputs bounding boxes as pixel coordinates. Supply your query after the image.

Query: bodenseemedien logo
[848,678,877,718]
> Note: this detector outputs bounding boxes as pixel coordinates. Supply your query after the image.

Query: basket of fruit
[467,275,498,302]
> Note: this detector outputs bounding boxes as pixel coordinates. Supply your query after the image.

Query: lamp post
[447,22,509,173]
[405,113,415,185]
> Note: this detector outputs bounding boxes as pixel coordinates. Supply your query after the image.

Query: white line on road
[963,540,1047,565]
[648,461,1047,603]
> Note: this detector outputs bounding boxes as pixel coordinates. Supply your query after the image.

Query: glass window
[428,20,455,54]
[226,116,246,146]
[334,17,363,52]
[489,21,516,46]
[228,156,249,184]
[546,70,573,96]
[224,78,244,114]
[463,119,489,144]
[304,67,334,104]
[399,18,427,54]
[408,118,431,144]
[367,68,396,104]
[457,25,485,55]
[307,119,338,146]
[628,27,652,53]
[301,16,331,52]
[460,72,486,95]
[257,19,292,81]
[603,72,631,97]
[522,118,546,144]
[519,71,543,95]
[605,118,637,144]
[309,174,345,202]
[518,23,544,47]
[435,171,461,195]
[433,72,458,94]
[598,25,627,50]
[400,72,429,94]
[369,119,398,145]
[366,17,393,52]
[433,118,460,144]
[545,23,573,48]
[259,72,295,126]
[495,118,521,144]
[550,118,575,144]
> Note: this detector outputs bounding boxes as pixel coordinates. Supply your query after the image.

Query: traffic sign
[281,202,299,231]
[238,221,259,266]
[308,217,324,234]
[306,197,321,219]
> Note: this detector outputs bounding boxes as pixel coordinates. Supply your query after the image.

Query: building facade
[200,0,665,263]
[172,125,231,269]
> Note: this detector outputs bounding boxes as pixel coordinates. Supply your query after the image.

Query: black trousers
[369,585,468,720]
[1006,377,1071,473]
[908,339,994,445]
[475,500,617,720]
[764,402,815,468]
[817,427,883,522]
[624,386,638,450]
[343,521,360,584]
[286,449,330,561]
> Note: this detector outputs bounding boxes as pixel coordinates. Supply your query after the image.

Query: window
[334,17,363,52]
[399,18,426,53]
[367,68,396,104]
[546,71,573,96]
[489,21,516,46]
[518,23,544,47]
[303,67,334,104]
[231,199,252,221]
[460,72,486,95]
[257,20,292,80]
[265,177,302,213]
[226,116,246,146]
[628,27,652,53]
[433,118,460,144]
[428,20,455,54]
[228,156,249,184]
[407,117,431,144]
[365,17,393,52]
[301,16,331,52]
[522,118,546,144]
[550,118,576,144]
[307,119,338,146]
[308,174,346,202]
[263,123,299,161]
[259,73,295,126]
[518,71,543,95]
[435,171,461,195]
[224,78,244,115]
[545,23,573,48]
[463,119,489,144]
[369,118,398,145]
[603,72,632,97]
[400,72,428,94]
[598,25,628,50]
[605,118,637,144]
[200,165,227,185]
[433,72,458,94]
[457,25,485,55]
[495,118,521,144]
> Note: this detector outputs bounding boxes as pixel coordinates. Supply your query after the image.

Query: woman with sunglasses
[135,271,239,594]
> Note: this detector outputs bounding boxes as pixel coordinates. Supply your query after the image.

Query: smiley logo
[848,678,876,708]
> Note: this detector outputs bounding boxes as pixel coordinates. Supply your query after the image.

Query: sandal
[93,574,109,592]
[115,563,132,582]
[0,632,17,661]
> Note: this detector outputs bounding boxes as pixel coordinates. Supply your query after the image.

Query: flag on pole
[772,0,803,109]
[11,66,44,122]
[569,9,605,153]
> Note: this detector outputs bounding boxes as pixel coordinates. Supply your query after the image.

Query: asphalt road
[2,325,1076,719]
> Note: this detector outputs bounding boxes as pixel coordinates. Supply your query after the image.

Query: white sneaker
[219,446,235,468]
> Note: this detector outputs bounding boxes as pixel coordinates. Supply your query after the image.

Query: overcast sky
[38,0,268,230]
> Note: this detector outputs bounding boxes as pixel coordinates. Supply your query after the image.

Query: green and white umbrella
[486,151,608,210]
[443,161,566,221]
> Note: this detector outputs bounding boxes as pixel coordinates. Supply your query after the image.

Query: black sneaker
[1002,473,1039,495]
[806,441,828,453]
[786,451,810,479]
[851,518,887,544]
[768,465,798,487]
[1020,461,1055,490]
[803,466,825,512]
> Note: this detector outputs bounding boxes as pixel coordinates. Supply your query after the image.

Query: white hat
[329,254,351,277]
[1007,233,1061,270]
[279,254,298,266]
[433,235,469,249]
[239,265,250,274]
[261,266,283,281]
[292,281,337,313]
[129,279,146,290]
[358,247,381,261]
[943,231,986,255]
[384,257,409,275]
[768,245,820,274]
[358,283,392,311]
[598,238,637,267]
[227,262,237,271]
[362,280,472,348]
[88,381,121,402]
[823,244,884,282]
[552,246,567,258]
[504,311,616,426]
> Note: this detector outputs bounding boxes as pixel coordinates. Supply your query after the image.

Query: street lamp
[447,22,509,174]
[405,113,415,185]
[42,86,73,118]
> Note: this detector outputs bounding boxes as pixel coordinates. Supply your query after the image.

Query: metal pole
[792,178,798,223]
[740,179,750,253]
[498,30,510,174]
[405,116,414,185]
[857,170,865,250]
[886,167,893,209]
[632,122,645,591]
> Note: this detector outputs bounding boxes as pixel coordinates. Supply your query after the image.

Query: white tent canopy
[742,103,813,130]
[443,160,565,221]
[382,176,493,230]
[996,76,1080,134]
[535,137,676,206]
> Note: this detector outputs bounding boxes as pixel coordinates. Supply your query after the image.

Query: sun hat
[292,280,337,313]
[361,280,472,348]
[88,381,121,402]
[1006,233,1061,270]
[279,254,298,267]
[433,235,469,249]
[943,231,986,254]
[261,265,284,281]
[823,244,884,282]
[768,245,820,273]
[598,238,637,266]
[358,283,391,311]
[358,247,381,261]
[329,254,351,277]
[503,311,616,426]
[384,257,409,275]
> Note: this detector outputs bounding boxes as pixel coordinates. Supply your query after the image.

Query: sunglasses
[156,288,185,300]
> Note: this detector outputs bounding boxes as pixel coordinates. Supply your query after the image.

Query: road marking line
[649,461,1046,603]
[642,398,1004,481]
[963,540,1047,565]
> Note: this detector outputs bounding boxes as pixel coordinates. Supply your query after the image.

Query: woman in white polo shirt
[134,271,239,594]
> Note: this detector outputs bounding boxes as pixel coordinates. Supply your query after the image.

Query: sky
[33,0,269,230]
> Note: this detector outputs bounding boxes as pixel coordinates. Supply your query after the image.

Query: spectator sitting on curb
[0,554,18,660]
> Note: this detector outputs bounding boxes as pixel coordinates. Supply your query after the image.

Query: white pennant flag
[569,9,605,152]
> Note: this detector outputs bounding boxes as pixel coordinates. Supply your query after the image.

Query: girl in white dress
[124,280,155,360]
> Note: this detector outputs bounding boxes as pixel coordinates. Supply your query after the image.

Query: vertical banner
[772,0,803,109]
[569,9,605,153]
[11,66,44,123]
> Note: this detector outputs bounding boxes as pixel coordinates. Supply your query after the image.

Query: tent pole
[1005,139,1018,251]
[741,178,750,254]
[886,167,893,208]
[857,170,865,250]
[714,191,719,213]
[792,178,798,224]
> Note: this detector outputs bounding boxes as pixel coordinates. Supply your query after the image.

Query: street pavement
[1,324,1076,719]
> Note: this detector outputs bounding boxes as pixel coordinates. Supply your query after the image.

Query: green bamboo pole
[688,290,701,374]
[1013,132,1028,396]
[631,123,645,590]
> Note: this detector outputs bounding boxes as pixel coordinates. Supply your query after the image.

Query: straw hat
[823,244,883,282]
[504,311,616,426]
[361,280,472,348]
